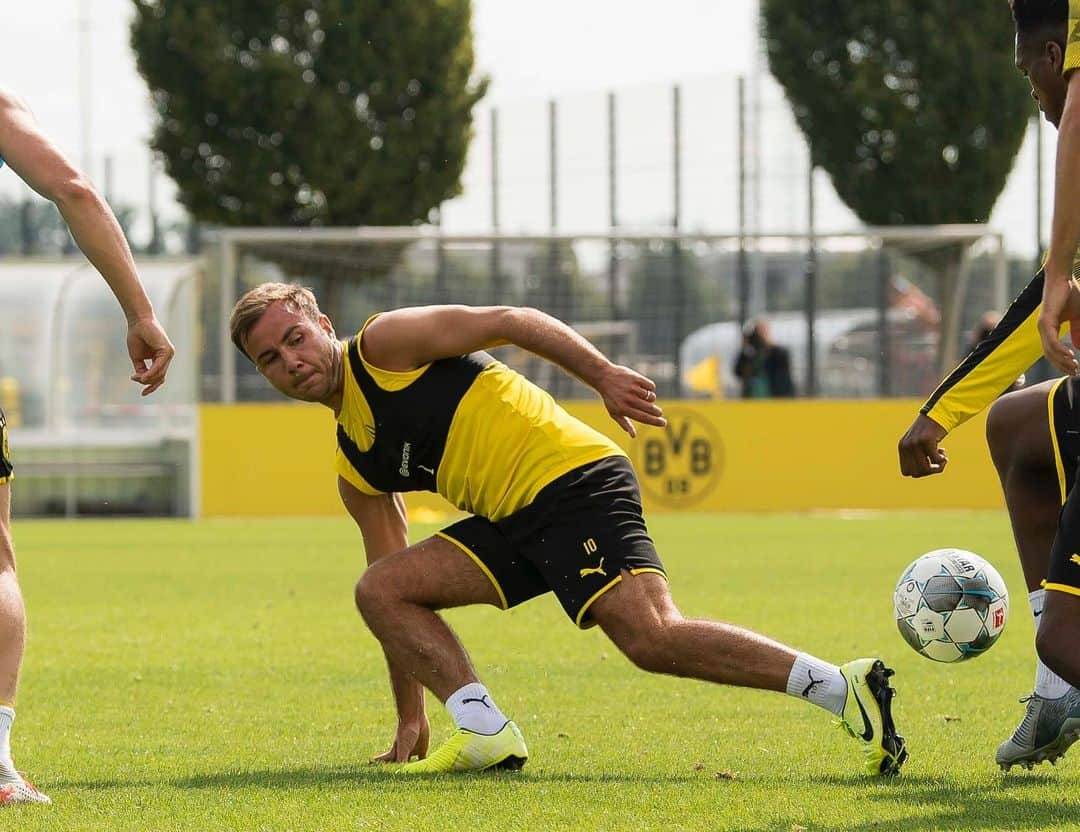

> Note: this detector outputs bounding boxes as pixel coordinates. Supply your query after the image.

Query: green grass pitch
[5,511,1079,830]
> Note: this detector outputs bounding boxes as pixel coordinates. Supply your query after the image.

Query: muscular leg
[987,381,1080,770]
[985,381,1061,593]
[590,571,796,690]
[0,484,24,704]
[1038,590,1080,687]
[589,571,908,776]
[354,535,502,701]
[1036,463,1080,686]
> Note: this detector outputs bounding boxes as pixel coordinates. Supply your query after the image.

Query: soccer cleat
[996,689,1080,771]
[0,775,51,806]
[399,720,528,774]
[838,658,907,776]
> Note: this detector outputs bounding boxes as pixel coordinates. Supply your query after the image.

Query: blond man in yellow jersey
[232,283,908,777]
[0,88,175,805]
[898,0,1080,771]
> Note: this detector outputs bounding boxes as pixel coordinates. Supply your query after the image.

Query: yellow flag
[685,355,722,399]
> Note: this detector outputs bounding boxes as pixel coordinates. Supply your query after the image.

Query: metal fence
[207,226,1010,404]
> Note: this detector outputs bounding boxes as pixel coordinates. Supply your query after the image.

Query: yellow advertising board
[199,399,1001,518]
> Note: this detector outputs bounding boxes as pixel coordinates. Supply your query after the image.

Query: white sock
[445,682,508,735]
[786,654,847,717]
[0,706,17,781]
[1030,589,1073,699]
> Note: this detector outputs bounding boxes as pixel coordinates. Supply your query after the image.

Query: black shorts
[1046,377,1080,597]
[0,408,10,485]
[438,455,666,628]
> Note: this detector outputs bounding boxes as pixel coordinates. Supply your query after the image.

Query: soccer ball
[893,548,1009,663]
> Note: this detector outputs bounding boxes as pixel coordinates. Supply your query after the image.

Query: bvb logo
[632,408,723,507]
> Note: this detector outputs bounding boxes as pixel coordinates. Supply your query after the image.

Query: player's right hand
[898,414,948,478]
[127,315,176,397]
[369,715,430,764]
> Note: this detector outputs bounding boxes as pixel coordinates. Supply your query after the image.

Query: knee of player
[354,566,392,615]
[1035,621,1072,678]
[0,536,13,573]
[985,397,1017,466]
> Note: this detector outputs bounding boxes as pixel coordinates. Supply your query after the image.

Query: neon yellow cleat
[399,720,528,774]
[838,658,907,776]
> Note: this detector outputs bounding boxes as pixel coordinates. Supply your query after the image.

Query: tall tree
[762,1,1031,369]
[130,0,487,228]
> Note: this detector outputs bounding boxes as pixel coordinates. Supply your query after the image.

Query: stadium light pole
[490,107,502,302]
[607,91,619,320]
[77,0,93,176]
[736,76,749,329]
[672,84,684,397]
[805,152,818,398]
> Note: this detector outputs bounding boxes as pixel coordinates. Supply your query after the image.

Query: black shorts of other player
[1046,377,1080,597]
[438,455,666,628]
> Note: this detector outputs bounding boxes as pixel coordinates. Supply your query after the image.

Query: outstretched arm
[0,88,174,395]
[338,478,429,763]
[362,305,667,437]
[1040,70,1080,376]
[898,268,1055,478]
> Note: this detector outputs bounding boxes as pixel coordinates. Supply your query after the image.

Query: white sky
[0,0,1051,255]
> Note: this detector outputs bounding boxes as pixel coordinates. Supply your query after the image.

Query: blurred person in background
[898,0,1080,773]
[733,319,795,398]
[0,86,175,804]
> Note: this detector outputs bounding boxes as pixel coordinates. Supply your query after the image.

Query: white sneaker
[0,775,51,805]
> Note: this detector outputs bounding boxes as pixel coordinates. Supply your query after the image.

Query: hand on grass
[370,716,430,764]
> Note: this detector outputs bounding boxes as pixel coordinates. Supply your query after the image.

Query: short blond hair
[229,282,322,359]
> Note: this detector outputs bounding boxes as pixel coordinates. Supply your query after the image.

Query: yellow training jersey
[921,262,1080,432]
[1067,1,1080,73]
[937,8,1080,430]
[334,316,625,522]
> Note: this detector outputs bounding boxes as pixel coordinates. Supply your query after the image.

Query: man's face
[243,301,340,403]
[1016,29,1068,127]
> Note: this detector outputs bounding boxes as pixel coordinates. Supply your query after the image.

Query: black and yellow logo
[632,408,722,507]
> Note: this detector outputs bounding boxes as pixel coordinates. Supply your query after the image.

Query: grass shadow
[50,765,700,791]
[739,771,1080,831]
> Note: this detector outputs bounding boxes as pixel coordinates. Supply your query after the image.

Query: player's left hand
[369,715,430,764]
[597,364,667,438]
[1038,270,1080,376]
[127,315,175,397]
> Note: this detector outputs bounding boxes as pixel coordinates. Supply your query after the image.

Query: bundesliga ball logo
[893,548,1010,663]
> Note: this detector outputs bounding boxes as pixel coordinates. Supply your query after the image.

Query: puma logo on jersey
[580,558,607,579]
[1071,554,1080,567]
[399,441,412,477]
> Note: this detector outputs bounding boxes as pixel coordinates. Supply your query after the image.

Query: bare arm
[0,88,174,395]
[363,305,667,437]
[1040,71,1080,376]
[338,477,428,763]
